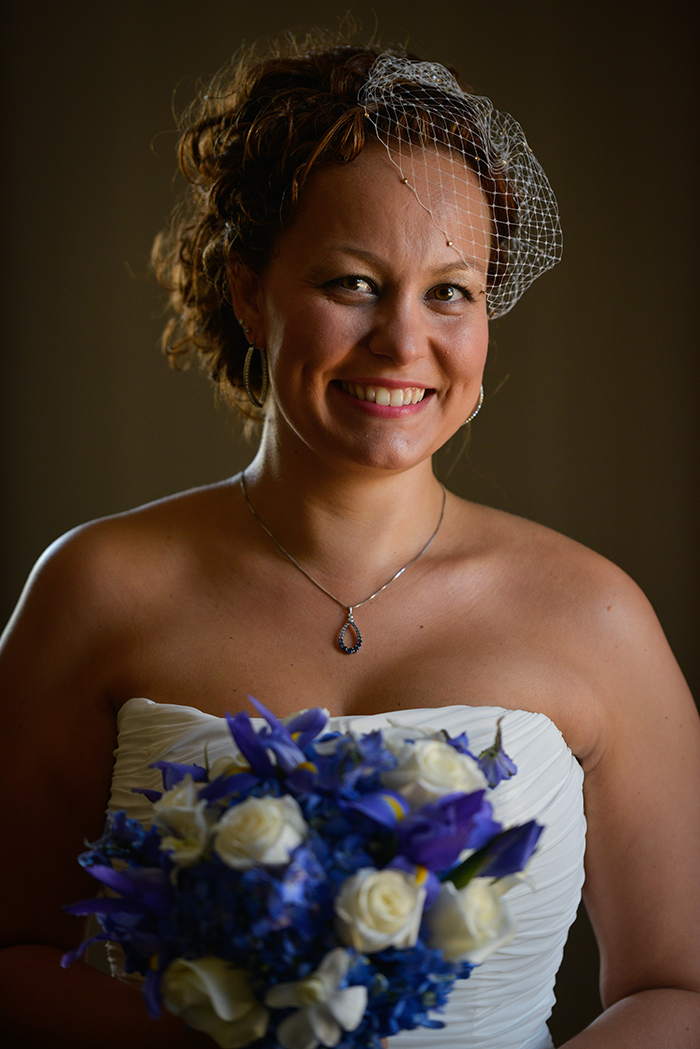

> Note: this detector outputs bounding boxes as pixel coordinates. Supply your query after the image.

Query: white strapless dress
[108,699,586,1049]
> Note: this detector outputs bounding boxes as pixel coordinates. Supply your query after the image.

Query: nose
[366,292,428,365]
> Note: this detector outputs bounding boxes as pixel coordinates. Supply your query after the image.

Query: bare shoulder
[0,478,244,716]
[5,480,239,631]
[460,499,665,640]
[451,498,652,634]
[450,499,696,763]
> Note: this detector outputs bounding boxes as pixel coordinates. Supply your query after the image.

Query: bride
[1,37,698,1049]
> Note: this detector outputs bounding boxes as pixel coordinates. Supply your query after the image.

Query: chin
[324,431,438,475]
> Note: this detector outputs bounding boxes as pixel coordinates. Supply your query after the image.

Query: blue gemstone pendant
[338,611,362,654]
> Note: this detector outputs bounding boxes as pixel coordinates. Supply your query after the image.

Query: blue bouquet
[63,701,543,1048]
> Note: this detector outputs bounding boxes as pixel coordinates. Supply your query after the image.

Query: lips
[339,381,427,406]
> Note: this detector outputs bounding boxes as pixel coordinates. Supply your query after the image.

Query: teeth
[341,382,426,406]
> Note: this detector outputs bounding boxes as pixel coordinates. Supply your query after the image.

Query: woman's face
[240,142,492,475]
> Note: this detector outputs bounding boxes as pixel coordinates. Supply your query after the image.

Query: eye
[332,275,375,293]
[429,283,473,303]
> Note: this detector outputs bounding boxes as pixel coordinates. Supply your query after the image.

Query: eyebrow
[331,244,487,278]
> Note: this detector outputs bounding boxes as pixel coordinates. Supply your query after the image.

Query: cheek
[265,303,365,382]
[445,315,489,377]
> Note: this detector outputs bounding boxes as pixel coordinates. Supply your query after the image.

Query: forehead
[282,142,493,274]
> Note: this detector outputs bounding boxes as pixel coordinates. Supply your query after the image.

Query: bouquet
[63,700,543,1048]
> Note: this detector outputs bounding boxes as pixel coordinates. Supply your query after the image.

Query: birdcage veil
[359,55,562,317]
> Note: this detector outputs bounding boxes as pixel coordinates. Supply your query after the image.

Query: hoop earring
[461,384,484,427]
[243,345,269,409]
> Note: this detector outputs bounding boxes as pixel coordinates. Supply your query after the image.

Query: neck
[241,436,447,600]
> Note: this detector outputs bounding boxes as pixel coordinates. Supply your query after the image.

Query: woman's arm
[559,567,700,1046]
[0,527,211,1047]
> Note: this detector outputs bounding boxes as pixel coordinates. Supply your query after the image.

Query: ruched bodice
[109,699,586,1049]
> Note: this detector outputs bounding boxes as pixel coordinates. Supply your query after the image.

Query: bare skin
[1,146,699,1046]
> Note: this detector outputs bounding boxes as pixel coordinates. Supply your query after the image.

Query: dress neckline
[117,695,565,742]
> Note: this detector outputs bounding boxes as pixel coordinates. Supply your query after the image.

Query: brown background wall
[1,1,697,1043]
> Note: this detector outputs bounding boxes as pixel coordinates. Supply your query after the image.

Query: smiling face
[233,143,492,475]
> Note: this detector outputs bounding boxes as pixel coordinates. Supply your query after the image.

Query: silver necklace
[240,474,447,655]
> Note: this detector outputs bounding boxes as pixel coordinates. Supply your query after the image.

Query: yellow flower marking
[381,794,406,821]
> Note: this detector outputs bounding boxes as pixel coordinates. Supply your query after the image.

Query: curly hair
[152,33,516,423]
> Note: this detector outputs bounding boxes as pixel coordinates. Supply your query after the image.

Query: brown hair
[152,33,515,422]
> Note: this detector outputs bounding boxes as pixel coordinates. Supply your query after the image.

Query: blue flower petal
[226,711,275,778]
[477,718,518,788]
[479,820,544,878]
[398,791,496,871]
[149,760,208,791]
[247,696,308,772]
[347,790,411,828]
[284,707,329,748]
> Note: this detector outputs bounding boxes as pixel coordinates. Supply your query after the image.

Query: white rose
[162,956,269,1048]
[152,774,211,867]
[213,794,308,869]
[381,738,487,807]
[425,877,517,963]
[335,868,426,953]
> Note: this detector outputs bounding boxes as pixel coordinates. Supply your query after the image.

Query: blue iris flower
[397,792,501,871]
[224,697,327,779]
[226,711,276,778]
[283,705,329,748]
[199,770,260,803]
[346,789,411,828]
[479,819,544,878]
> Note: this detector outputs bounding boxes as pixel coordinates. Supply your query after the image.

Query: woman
[0,37,698,1049]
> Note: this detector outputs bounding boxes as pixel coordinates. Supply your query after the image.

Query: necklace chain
[240,474,447,655]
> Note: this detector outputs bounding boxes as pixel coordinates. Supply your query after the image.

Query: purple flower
[284,706,329,749]
[226,711,276,778]
[199,771,260,803]
[445,732,477,759]
[308,731,396,797]
[347,790,411,828]
[397,792,500,872]
[477,718,518,788]
[149,760,208,792]
[226,697,326,779]
[75,865,172,915]
[479,820,543,878]
[247,696,309,772]
[447,819,544,889]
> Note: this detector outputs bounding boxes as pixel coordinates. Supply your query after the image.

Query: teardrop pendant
[338,610,362,655]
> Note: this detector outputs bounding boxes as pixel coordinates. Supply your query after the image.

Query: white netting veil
[358,54,562,318]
